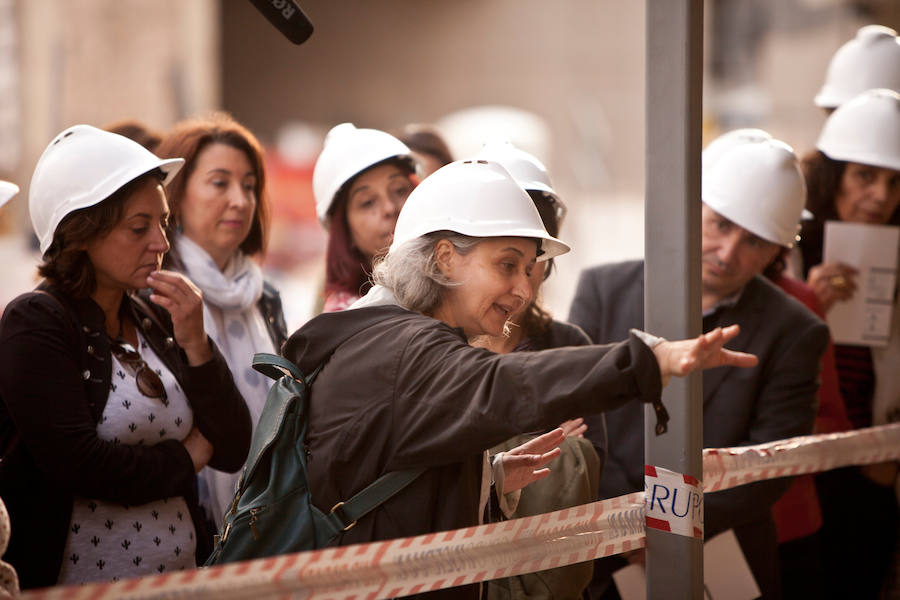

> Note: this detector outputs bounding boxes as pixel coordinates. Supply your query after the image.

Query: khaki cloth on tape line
[486,434,601,600]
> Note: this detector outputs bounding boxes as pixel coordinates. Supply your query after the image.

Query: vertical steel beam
[644,1,704,598]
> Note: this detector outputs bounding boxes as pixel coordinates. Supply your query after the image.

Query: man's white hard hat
[703,138,806,248]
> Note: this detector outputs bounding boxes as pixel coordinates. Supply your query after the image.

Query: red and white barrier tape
[703,422,900,493]
[23,423,900,599]
[26,493,645,599]
[641,422,900,540]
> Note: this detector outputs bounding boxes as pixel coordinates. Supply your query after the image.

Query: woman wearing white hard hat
[0,125,251,588]
[800,90,900,326]
[815,25,900,113]
[313,123,418,312]
[154,113,287,532]
[471,142,599,600]
[276,159,756,600]
[797,88,900,599]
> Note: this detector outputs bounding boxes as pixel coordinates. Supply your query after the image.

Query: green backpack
[205,353,424,565]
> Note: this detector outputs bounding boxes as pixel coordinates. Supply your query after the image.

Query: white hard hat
[815,25,900,109]
[389,159,570,261]
[474,140,567,222]
[702,128,772,172]
[704,130,818,223]
[816,88,900,172]
[29,125,184,255]
[0,181,18,208]
[702,139,806,247]
[312,123,416,225]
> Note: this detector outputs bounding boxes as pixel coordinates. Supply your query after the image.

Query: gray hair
[372,231,482,315]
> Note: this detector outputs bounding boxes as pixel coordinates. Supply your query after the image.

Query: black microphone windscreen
[249,0,314,45]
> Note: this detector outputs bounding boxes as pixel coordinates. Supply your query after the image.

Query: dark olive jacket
[283,304,662,600]
[0,284,251,589]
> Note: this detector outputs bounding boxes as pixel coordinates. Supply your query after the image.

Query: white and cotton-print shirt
[57,332,196,584]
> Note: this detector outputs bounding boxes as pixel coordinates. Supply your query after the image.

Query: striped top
[833,344,875,430]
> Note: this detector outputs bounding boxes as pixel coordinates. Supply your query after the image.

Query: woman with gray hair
[281,159,756,600]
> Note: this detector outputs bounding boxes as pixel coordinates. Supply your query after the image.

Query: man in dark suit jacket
[569,138,829,599]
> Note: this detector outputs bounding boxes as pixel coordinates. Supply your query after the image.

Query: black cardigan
[0,284,252,589]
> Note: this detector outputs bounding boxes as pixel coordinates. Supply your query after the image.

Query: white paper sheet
[704,529,761,600]
[823,221,900,346]
[612,529,760,600]
[612,562,646,600]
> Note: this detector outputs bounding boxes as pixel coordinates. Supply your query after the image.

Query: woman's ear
[433,238,456,278]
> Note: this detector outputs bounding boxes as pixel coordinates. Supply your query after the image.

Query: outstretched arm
[653,325,758,386]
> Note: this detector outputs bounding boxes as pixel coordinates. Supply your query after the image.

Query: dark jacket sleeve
[0,293,195,505]
[384,325,662,470]
[704,314,828,535]
[177,338,252,473]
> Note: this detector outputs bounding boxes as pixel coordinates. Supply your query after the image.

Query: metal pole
[644,1,704,598]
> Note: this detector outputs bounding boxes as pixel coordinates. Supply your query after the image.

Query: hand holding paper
[822,221,900,346]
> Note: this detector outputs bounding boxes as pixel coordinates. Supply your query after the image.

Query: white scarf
[175,233,275,525]
[348,284,400,309]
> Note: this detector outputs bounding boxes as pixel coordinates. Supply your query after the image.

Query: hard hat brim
[389,224,570,262]
[158,158,186,185]
[38,157,185,255]
[0,181,19,208]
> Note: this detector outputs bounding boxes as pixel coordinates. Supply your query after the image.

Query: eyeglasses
[110,339,168,401]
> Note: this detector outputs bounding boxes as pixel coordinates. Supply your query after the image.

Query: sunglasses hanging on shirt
[109,338,168,402]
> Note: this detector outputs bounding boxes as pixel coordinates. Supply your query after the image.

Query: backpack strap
[322,468,426,538]
[253,353,325,387]
[251,352,423,538]
[252,353,303,380]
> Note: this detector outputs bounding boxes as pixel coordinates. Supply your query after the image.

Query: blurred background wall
[1,0,898,326]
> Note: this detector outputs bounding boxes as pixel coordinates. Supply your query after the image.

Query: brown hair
[324,189,372,298]
[396,125,453,167]
[155,112,269,258]
[518,191,564,339]
[762,247,790,280]
[37,171,164,298]
[104,119,163,152]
